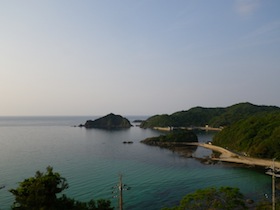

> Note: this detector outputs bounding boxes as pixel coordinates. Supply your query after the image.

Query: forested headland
[141,130,198,157]
[213,112,280,159]
[140,102,279,128]
[140,102,280,160]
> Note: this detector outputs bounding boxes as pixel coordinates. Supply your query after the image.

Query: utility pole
[272,159,275,210]
[112,174,131,210]
[119,174,123,210]
[266,158,280,210]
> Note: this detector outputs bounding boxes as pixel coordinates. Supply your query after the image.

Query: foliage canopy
[84,113,132,129]
[213,112,280,159]
[162,187,247,210]
[140,102,279,128]
[9,166,113,210]
[141,130,198,144]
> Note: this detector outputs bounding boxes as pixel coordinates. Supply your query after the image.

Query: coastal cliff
[84,113,132,129]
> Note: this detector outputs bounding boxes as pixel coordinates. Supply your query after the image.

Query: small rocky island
[83,113,132,129]
[141,130,198,157]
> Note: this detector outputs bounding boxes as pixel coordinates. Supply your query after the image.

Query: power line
[266,158,280,210]
[107,170,273,208]
[112,174,131,210]
[119,174,123,210]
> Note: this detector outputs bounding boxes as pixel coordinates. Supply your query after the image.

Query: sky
[1,0,280,116]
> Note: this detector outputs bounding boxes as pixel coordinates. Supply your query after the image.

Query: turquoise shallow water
[0,117,272,209]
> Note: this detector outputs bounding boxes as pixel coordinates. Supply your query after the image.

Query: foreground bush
[162,187,247,210]
[9,166,113,210]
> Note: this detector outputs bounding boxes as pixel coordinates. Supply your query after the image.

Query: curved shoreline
[187,142,280,168]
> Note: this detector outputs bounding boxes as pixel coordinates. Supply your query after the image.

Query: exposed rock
[123,141,133,144]
[84,113,132,129]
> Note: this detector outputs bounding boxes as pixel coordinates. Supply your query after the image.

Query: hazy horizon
[0,101,277,117]
[1,0,280,116]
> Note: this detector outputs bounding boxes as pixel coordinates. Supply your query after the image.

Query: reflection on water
[0,117,272,210]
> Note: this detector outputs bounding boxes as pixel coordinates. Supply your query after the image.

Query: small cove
[0,117,272,210]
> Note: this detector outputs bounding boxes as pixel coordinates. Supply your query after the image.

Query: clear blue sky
[1,0,280,116]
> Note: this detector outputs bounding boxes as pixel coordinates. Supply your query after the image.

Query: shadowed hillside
[140,102,280,128]
[213,112,280,159]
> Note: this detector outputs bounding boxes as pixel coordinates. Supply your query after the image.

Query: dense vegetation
[141,130,198,145]
[140,130,198,155]
[213,112,280,159]
[9,166,278,210]
[162,186,280,210]
[9,166,113,210]
[162,187,248,210]
[84,113,132,129]
[140,102,280,128]
[140,102,280,160]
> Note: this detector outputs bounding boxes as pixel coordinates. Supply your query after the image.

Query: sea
[0,116,272,210]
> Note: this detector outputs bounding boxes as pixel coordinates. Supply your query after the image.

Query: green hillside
[213,112,280,159]
[141,130,198,144]
[140,102,280,128]
[84,113,132,129]
[210,103,280,127]
[173,107,224,127]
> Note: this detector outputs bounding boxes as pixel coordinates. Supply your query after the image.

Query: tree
[213,112,280,159]
[10,166,114,210]
[55,195,113,210]
[10,166,68,210]
[255,198,280,210]
[162,187,247,210]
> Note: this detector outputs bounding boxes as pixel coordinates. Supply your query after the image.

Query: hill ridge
[140,102,280,128]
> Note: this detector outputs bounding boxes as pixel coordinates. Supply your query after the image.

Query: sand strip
[186,142,280,168]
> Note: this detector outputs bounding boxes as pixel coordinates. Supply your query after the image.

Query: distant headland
[139,102,280,166]
[76,102,280,163]
[81,113,132,129]
[140,102,280,129]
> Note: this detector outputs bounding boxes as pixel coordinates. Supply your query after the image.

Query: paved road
[186,142,280,168]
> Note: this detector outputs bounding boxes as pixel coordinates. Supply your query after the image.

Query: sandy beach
[187,142,280,168]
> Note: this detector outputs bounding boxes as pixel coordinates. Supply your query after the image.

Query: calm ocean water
[0,116,271,210]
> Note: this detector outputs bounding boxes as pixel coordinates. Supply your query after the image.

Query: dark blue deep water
[0,116,271,209]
